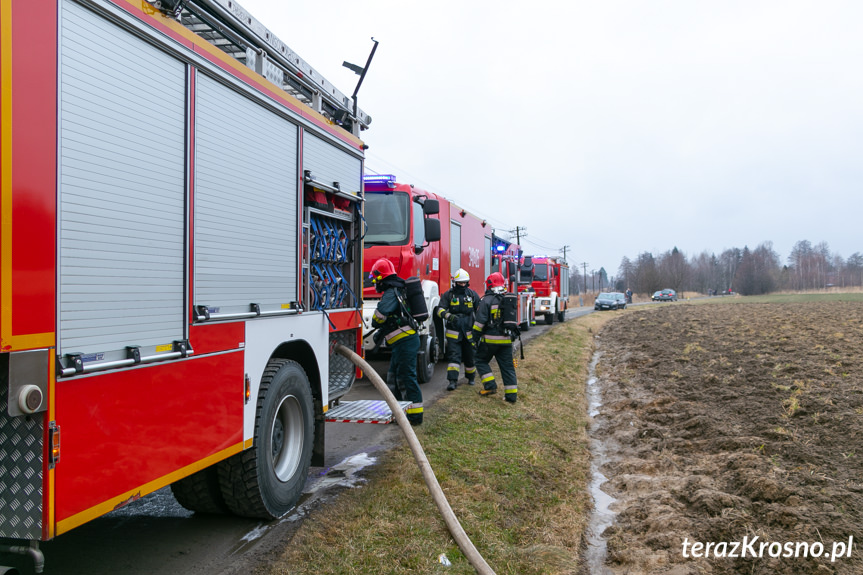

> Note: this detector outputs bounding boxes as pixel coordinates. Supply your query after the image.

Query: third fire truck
[521,255,571,324]
[361,175,534,382]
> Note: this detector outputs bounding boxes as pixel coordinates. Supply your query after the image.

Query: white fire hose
[334,344,496,575]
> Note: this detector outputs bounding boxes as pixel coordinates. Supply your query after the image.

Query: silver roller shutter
[303,133,362,196]
[59,1,186,358]
[194,74,299,314]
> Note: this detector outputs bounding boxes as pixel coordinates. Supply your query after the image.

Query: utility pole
[560,245,570,263]
[509,226,527,246]
[580,262,588,294]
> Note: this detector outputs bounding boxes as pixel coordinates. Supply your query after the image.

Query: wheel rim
[270,394,304,482]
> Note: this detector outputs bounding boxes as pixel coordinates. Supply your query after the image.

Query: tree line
[573,241,863,296]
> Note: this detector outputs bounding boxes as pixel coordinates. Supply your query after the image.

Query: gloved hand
[444,312,457,328]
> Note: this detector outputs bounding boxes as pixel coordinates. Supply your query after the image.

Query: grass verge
[259,312,616,575]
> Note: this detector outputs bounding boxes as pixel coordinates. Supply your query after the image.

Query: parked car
[653,289,678,302]
[595,292,626,310]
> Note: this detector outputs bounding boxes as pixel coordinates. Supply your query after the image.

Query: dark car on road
[652,289,678,302]
[595,292,626,310]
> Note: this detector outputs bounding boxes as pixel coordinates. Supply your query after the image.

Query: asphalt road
[21,306,600,575]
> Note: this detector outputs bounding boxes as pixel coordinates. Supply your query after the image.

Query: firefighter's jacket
[372,278,417,345]
[436,286,480,343]
[471,291,512,346]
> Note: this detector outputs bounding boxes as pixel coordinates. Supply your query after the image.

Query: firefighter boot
[446,379,458,391]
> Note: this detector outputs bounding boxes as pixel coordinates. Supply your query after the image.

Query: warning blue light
[363,174,396,184]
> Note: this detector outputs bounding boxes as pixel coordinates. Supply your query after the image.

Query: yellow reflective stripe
[481,374,495,383]
[447,364,460,371]
[483,335,511,344]
[445,330,460,339]
[406,406,424,414]
[373,309,387,322]
[465,366,476,374]
[386,327,416,344]
[504,386,518,394]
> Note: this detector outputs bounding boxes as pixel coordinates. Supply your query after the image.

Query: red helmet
[369,258,397,283]
[485,272,506,293]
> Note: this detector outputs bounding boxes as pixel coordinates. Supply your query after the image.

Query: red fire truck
[520,255,571,324]
[1,0,371,569]
[361,175,533,381]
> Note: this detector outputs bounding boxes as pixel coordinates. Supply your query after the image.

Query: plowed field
[594,302,863,575]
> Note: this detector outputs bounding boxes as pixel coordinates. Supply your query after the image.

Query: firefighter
[435,268,480,391]
[471,272,518,403]
[369,258,423,425]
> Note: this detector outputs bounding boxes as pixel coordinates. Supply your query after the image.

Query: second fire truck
[361,174,534,382]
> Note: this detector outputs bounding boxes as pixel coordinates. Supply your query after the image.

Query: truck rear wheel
[218,359,314,519]
[417,322,438,383]
[171,466,230,515]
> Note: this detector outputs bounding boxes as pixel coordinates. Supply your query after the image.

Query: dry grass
[258,312,618,575]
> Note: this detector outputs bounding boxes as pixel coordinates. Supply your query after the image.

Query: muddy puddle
[585,350,618,575]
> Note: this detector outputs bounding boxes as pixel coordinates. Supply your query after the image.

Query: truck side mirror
[424,218,441,242]
[423,199,440,215]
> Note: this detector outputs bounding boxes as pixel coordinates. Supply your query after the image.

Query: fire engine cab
[521,255,571,324]
[1,0,372,570]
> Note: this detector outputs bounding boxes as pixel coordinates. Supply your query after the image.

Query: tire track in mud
[591,302,863,575]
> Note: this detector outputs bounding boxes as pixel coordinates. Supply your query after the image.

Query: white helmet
[452,268,470,285]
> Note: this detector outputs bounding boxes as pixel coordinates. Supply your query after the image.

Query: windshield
[533,264,548,282]
[364,192,410,246]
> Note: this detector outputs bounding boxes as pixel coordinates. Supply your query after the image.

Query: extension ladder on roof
[160,0,371,135]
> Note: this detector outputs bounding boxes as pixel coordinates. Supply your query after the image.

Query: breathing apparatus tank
[500,292,519,333]
[404,276,429,323]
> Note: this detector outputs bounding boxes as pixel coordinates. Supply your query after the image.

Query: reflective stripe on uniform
[481,373,495,384]
[386,325,416,344]
[504,385,518,395]
[482,334,511,345]
[406,403,424,415]
[445,329,460,340]
[373,309,387,323]
[465,366,476,374]
[447,363,460,372]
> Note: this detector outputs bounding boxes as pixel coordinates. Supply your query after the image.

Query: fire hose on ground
[333,344,496,575]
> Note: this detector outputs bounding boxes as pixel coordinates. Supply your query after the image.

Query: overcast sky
[238,0,862,276]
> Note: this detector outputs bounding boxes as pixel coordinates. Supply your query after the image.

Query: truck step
[324,400,411,424]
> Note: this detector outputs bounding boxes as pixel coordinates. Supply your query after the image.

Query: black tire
[557,307,566,322]
[171,465,230,515]
[545,312,554,325]
[218,359,314,519]
[417,321,438,383]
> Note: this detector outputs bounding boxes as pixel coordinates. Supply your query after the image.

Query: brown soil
[593,302,863,575]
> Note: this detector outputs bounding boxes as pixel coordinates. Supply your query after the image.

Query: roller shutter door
[303,133,361,196]
[194,74,299,314]
[58,0,186,358]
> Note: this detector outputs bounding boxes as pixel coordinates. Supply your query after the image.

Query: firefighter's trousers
[386,333,423,424]
[445,336,476,385]
[475,341,518,403]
